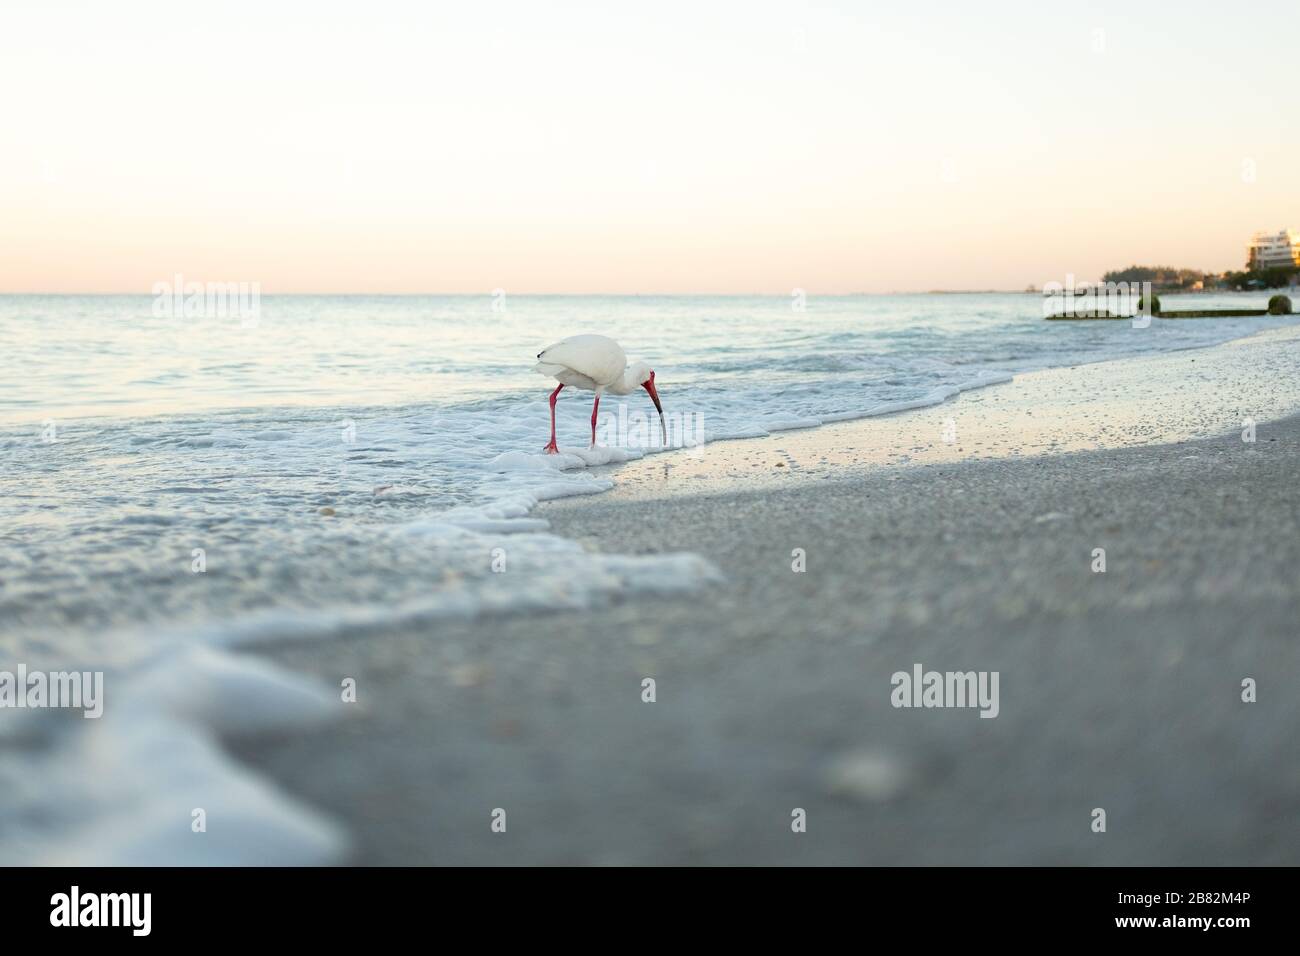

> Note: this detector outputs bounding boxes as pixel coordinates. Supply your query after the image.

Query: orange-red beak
[642,372,666,445]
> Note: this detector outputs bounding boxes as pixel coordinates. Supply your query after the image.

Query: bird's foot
[543,440,559,454]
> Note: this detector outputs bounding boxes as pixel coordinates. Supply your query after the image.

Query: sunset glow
[3,0,1296,293]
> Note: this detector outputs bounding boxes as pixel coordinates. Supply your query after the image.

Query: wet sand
[233,326,1300,864]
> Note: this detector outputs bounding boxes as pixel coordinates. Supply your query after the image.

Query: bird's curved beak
[642,375,667,446]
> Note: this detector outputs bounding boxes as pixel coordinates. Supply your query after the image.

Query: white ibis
[534,334,664,453]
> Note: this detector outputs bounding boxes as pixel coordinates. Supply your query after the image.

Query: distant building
[1247,228,1300,270]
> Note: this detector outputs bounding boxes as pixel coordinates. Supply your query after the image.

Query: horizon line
[0,288,1063,298]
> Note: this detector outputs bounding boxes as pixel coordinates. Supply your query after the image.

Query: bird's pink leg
[544,383,563,454]
[590,394,601,447]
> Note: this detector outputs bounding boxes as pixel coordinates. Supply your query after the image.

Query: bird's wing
[535,334,627,387]
[534,362,600,390]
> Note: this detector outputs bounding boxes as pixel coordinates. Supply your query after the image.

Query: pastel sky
[1,0,1296,293]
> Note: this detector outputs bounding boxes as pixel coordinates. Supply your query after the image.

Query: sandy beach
[224,326,1300,865]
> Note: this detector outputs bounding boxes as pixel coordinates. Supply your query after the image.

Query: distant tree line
[1222,266,1298,290]
[1102,266,1207,288]
[1104,264,1297,290]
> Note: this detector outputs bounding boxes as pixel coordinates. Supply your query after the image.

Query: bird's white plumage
[535,334,627,391]
[534,333,664,451]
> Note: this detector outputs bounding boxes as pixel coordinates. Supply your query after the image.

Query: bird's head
[628,363,666,445]
[639,368,662,412]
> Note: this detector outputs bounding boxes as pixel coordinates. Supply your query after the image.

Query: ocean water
[1,291,1295,864]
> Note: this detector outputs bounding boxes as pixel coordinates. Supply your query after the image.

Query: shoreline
[226,328,1300,864]
[553,323,1300,504]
